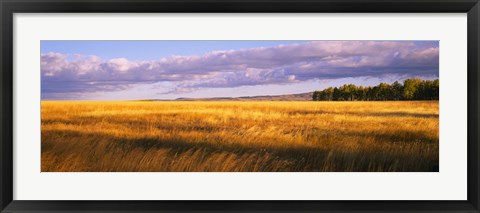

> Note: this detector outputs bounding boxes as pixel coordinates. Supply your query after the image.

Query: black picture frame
[1,0,479,212]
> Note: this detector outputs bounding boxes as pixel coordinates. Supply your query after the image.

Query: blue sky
[41,41,307,61]
[41,40,439,100]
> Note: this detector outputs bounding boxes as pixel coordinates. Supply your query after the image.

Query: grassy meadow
[41,101,439,172]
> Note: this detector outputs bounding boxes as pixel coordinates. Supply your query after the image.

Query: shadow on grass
[42,128,439,172]
[288,110,438,119]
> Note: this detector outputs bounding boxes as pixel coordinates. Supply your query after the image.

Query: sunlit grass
[41,101,439,172]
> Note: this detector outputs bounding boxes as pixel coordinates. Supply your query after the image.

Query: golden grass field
[41,101,439,172]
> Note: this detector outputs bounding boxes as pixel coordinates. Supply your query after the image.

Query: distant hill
[172,92,314,101]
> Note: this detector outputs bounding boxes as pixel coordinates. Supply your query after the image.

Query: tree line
[312,78,439,101]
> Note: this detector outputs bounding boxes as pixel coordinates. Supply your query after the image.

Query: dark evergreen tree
[391,81,403,100]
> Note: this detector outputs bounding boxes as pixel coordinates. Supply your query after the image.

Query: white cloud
[41,41,439,98]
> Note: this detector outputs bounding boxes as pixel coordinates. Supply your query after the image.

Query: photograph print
[41,40,439,172]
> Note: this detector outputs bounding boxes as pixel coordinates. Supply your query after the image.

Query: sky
[41,40,439,100]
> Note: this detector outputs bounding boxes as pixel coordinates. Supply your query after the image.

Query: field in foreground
[41,101,439,172]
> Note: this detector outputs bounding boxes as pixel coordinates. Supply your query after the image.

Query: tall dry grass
[41,101,439,172]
